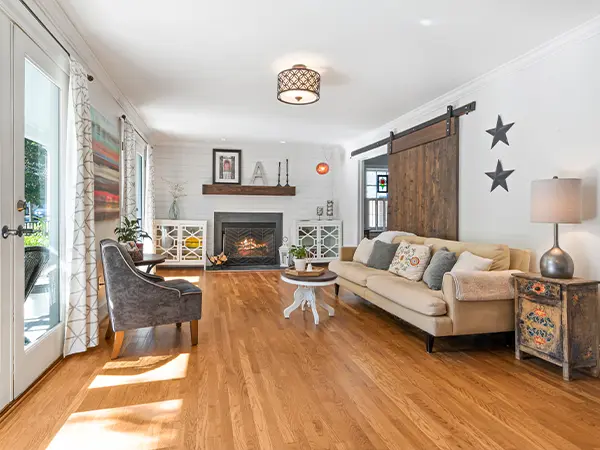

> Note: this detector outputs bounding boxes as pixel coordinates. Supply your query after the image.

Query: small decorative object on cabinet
[326,200,334,219]
[316,206,323,220]
[293,220,342,263]
[163,178,187,220]
[154,220,207,267]
[512,272,599,381]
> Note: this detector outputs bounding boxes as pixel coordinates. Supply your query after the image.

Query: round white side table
[281,271,336,325]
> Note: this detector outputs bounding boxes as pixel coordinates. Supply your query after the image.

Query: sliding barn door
[387,118,459,240]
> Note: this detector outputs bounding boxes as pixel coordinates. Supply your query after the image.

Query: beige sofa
[329,235,531,352]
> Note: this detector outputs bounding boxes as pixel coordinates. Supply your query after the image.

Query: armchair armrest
[137,270,165,282]
[340,247,357,261]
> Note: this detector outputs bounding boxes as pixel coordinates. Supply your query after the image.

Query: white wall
[154,141,342,254]
[340,19,600,280]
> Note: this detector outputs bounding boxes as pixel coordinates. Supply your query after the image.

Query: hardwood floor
[1,269,600,449]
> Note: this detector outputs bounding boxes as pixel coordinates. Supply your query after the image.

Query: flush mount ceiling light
[277,64,321,105]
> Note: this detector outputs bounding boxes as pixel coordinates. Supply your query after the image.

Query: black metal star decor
[485,160,515,192]
[486,115,515,149]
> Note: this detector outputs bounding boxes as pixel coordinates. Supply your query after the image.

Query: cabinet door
[180,223,204,263]
[297,224,318,259]
[320,225,340,259]
[155,223,179,262]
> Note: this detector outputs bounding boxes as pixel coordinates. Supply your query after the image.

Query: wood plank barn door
[387,118,459,239]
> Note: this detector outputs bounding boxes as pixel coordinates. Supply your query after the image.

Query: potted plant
[289,245,309,271]
[114,217,151,252]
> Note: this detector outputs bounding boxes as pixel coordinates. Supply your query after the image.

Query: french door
[0,14,68,410]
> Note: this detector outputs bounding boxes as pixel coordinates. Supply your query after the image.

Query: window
[365,167,388,230]
[134,133,146,226]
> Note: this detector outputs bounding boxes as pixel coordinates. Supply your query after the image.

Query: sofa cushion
[392,235,426,245]
[451,251,493,272]
[366,275,447,316]
[353,238,375,265]
[424,238,510,271]
[423,247,457,290]
[366,241,399,270]
[374,231,415,243]
[329,260,392,287]
[388,241,432,281]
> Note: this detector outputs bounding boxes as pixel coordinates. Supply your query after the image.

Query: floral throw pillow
[388,241,432,281]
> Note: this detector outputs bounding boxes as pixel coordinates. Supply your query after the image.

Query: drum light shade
[531,178,582,224]
[277,64,321,105]
[316,162,329,175]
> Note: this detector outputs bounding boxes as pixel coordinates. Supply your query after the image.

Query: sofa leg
[176,322,182,328]
[111,331,124,359]
[425,334,434,353]
[334,283,340,296]
[504,331,514,348]
[190,320,199,346]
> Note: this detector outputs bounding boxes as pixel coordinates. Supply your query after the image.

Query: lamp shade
[277,64,320,105]
[531,177,582,224]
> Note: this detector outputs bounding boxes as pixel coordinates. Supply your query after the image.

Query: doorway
[362,153,388,239]
[0,16,69,410]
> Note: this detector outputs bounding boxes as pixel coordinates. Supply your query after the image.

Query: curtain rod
[18,0,94,82]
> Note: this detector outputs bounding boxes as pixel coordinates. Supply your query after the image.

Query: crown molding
[344,14,600,153]
[1,0,152,141]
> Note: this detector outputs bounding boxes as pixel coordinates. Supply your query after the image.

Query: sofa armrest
[441,271,519,335]
[442,270,521,302]
[340,247,357,262]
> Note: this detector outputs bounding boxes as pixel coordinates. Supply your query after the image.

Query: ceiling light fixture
[277,64,321,105]
[316,162,329,175]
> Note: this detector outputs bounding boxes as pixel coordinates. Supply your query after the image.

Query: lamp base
[540,246,574,279]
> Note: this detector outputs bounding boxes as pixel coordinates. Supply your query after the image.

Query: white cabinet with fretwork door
[293,220,342,263]
[154,220,207,267]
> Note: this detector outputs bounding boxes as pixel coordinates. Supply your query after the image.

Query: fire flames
[236,238,268,257]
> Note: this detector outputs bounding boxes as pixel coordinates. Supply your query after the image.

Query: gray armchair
[100,239,202,359]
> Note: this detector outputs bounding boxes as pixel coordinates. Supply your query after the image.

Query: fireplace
[214,212,283,268]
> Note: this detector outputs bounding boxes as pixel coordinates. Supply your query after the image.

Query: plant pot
[294,258,307,272]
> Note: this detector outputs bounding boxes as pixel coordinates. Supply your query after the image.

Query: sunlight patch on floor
[88,353,190,389]
[45,399,182,450]
[163,275,200,284]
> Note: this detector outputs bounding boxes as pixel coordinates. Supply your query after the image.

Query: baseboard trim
[0,355,63,424]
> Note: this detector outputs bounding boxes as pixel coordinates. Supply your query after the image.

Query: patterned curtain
[144,144,156,251]
[64,59,98,356]
[121,119,136,219]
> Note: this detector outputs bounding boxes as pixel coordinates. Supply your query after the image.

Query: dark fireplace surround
[213,212,283,269]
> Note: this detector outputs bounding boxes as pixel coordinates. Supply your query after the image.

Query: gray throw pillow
[366,241,399,270]
[423,247,457,290]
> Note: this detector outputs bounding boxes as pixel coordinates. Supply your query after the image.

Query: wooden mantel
[202,184,296,196]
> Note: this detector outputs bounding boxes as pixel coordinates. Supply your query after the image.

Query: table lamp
[531,176,582,279]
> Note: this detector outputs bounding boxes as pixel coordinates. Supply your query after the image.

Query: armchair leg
[105,318,114,340]
[334,283,340,296]
[425,334,434,353]
[190,320,199,346]
[176,322,182,328]
[111,331,124,359]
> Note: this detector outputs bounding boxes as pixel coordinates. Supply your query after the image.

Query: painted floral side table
[512,273,599,381]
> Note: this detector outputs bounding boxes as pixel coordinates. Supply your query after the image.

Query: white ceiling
[57,0,600,145]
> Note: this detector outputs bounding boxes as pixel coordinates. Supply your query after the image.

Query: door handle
[2,225,34,239]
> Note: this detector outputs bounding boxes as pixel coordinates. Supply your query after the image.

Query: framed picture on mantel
[213,149,242,184]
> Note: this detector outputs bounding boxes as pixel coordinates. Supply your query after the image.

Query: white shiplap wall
[154,141,342,254]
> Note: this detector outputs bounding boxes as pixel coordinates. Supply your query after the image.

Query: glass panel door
[12,27,68,397]
[0,9,12,412]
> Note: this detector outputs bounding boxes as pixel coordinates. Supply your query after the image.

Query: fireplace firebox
[213,212,283,269]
